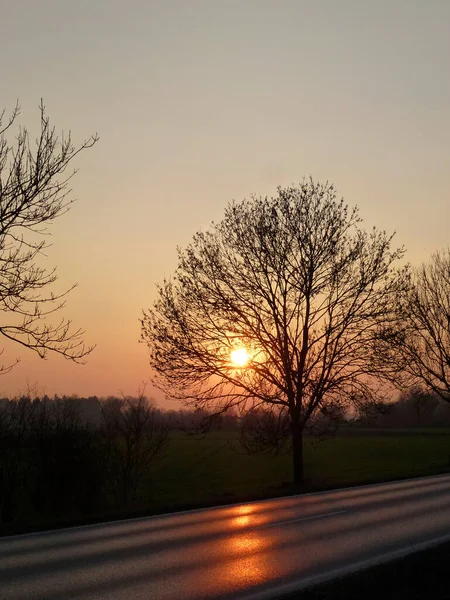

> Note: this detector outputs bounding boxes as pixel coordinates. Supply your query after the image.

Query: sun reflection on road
[181,505,279,598]
[218,504,273,590]
[232,504,254,528]
[224,530,272,588]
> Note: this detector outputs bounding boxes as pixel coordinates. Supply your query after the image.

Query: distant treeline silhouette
[356,387,450,429]
[0,394,170,528]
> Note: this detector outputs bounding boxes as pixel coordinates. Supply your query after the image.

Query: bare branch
[378,249,450,400]
[0,101,98,365]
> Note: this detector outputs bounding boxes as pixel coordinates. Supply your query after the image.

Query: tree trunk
[291,420,304,487]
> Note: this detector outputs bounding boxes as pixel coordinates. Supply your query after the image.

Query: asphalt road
[3,474,450,600]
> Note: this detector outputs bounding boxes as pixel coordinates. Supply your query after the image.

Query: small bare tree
[0,101,98,372]
[101,395,169,507]
[142,180,407,485]
[382,249,450,400]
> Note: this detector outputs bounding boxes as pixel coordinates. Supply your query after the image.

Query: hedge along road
[3,474,450,600]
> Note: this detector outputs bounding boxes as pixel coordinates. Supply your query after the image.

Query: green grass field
[148,430,450,511]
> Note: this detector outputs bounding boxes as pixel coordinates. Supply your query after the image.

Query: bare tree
[141,180,407,485]
[101,395,169,507]
[403,386,439,426]
[0,101,98,372]
[381,249,450,400]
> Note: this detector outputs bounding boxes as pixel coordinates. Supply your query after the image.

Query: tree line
[0,394,168,529]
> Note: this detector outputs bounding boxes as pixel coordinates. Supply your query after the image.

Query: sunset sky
[0,0,449,403]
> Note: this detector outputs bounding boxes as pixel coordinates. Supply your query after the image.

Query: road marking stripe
[263,509,348,528]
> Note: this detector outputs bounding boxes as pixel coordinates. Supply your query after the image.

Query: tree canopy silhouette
[0,101,98,372]
[381,249,450,400]
[141,180,407,484]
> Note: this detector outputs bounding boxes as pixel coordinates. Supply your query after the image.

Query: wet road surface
[3,474,450,600]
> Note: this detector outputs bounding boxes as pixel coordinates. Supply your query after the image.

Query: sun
[230,347,249,367]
